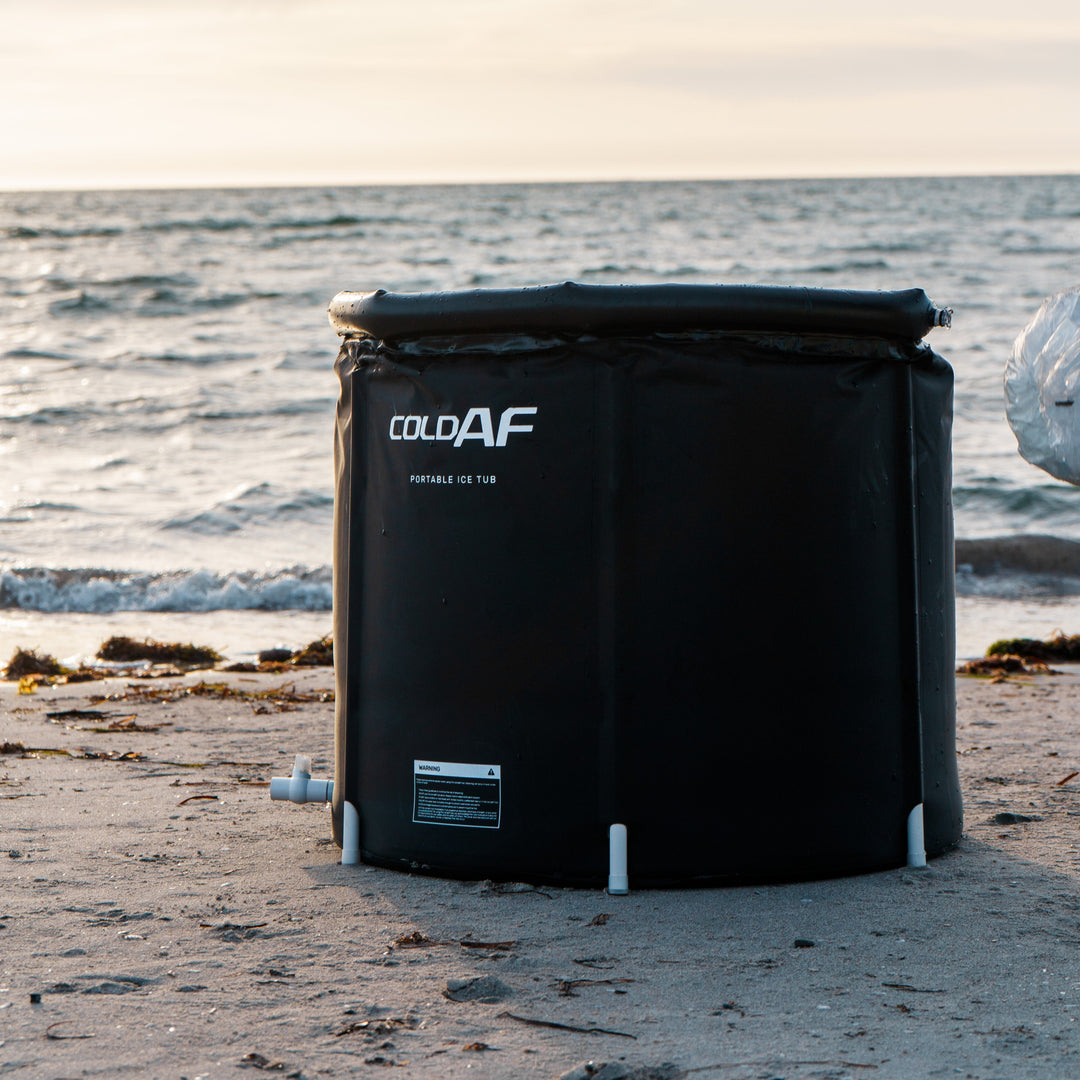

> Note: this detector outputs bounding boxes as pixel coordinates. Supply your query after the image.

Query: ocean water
[2,176,1080,663]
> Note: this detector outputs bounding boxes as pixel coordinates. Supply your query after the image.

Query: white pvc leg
[906,803,927,868]
[341,800,360,866]
[607,823,628,895]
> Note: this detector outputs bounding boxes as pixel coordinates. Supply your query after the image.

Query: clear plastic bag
[1005,286,1080,485]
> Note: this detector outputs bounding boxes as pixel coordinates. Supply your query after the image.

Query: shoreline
[0,610,334,669]
[4,595,1080,668]
[5,665,1080,1076]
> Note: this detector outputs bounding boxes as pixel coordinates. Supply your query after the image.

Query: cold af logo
[388,406,537,447]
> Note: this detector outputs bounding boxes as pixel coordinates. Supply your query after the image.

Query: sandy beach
[4,665,1080,1079]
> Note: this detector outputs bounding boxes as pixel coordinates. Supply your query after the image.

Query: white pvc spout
[607,823,628,895]
[906,803,927,868]
[269,753,334,804]
[341,800,360,865]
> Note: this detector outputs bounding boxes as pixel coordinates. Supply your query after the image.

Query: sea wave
[143,217,255,233]
[3,224,124,240]
[953,482,1080,525]
[955,535,1080,598]
[144,213,415,235]
[0,566,332,613]
[801,259,891,274]
[956,535,1080,574]
[98,273,198,290]
[191,397,333,422]
[843,241,923,254]
[127,349,257,366]
[48,290,112,314]
[1,347,73,361]
[2,403,100,427]
[0,500,84,522]
[159,483,333,535]
[3,213,417,243]
[44,285,284,319]
[267,214,415,230]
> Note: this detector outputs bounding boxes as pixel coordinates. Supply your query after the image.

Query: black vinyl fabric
[331,286,961,886]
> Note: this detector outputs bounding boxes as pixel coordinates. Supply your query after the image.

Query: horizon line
[2,167,1079,197]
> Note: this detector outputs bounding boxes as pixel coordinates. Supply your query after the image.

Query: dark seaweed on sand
[987,633,1080,662]
[89,680,333,707]
[290,635,332,666]
[256,648,293,664]
[96,636,221,666]
[3,648,66,680]
[957,654,1059,677]
[224,636,333,673]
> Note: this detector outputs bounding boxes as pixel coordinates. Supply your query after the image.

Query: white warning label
[413,760,501,829]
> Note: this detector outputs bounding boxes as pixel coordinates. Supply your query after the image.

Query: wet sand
[4,666,1080,1079]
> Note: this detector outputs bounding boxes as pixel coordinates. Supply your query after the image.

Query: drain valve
[269,755,358,866]
[269,754,333,804]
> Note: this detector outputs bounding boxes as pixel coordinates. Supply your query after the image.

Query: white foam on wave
[0,566,332,614]
[955,566,1080,599]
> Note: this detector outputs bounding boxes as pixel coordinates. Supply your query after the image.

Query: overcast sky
[3,0,1080,189]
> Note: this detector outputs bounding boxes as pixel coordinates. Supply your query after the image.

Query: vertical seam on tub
[595,353,627,836]
[332,342,354,847]
[347,345,369,855]
[901,362,926,834]
[595,356,615,833]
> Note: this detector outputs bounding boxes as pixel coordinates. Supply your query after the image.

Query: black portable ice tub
[326,283,961,888]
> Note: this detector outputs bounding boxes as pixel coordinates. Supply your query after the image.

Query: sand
[4,665,1080,1080]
